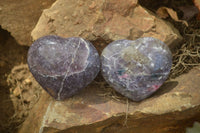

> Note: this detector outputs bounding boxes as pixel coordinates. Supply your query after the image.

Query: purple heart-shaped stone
[28,35,100,100]
[101,37,172,101]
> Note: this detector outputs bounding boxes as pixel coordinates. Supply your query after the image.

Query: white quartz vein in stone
[57,40,81,100]
[108,52,121,60]
[66,40,89,77]
[31,39,74,78]
[135,42,143,50]
[81,38,89,52]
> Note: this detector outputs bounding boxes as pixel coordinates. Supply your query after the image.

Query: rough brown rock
[0,0,55,46]
[19,67,200,133]
[31,0,182,50]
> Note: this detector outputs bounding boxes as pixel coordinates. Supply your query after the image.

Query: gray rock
[27,35,100,100]
[101,37,172,101]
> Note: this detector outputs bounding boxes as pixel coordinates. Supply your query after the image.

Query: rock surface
[101,37,172,101]
[186,122,200,133]
[19,67,200,133]
[28,35,100,100]
[0,0,55,46]
[31,0,182,50]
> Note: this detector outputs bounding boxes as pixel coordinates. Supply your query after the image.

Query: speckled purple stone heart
[101,37,172,101]
[28,35,100,100]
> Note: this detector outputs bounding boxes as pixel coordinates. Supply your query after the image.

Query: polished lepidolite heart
[28,35,100,100]
[101,37,172,101]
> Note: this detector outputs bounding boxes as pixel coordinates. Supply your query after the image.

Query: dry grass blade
[169,26,200,79]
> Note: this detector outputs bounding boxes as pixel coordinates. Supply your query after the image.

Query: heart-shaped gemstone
[28,35,100,100]
[101,37,172,101]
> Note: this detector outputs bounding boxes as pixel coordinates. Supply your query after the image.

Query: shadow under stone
[151,81,179,98]
[80,74,179,105]
[0,27,28,133]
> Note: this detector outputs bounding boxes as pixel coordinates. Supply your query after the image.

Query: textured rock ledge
[19,68,200,133]
[31,0,182,50]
